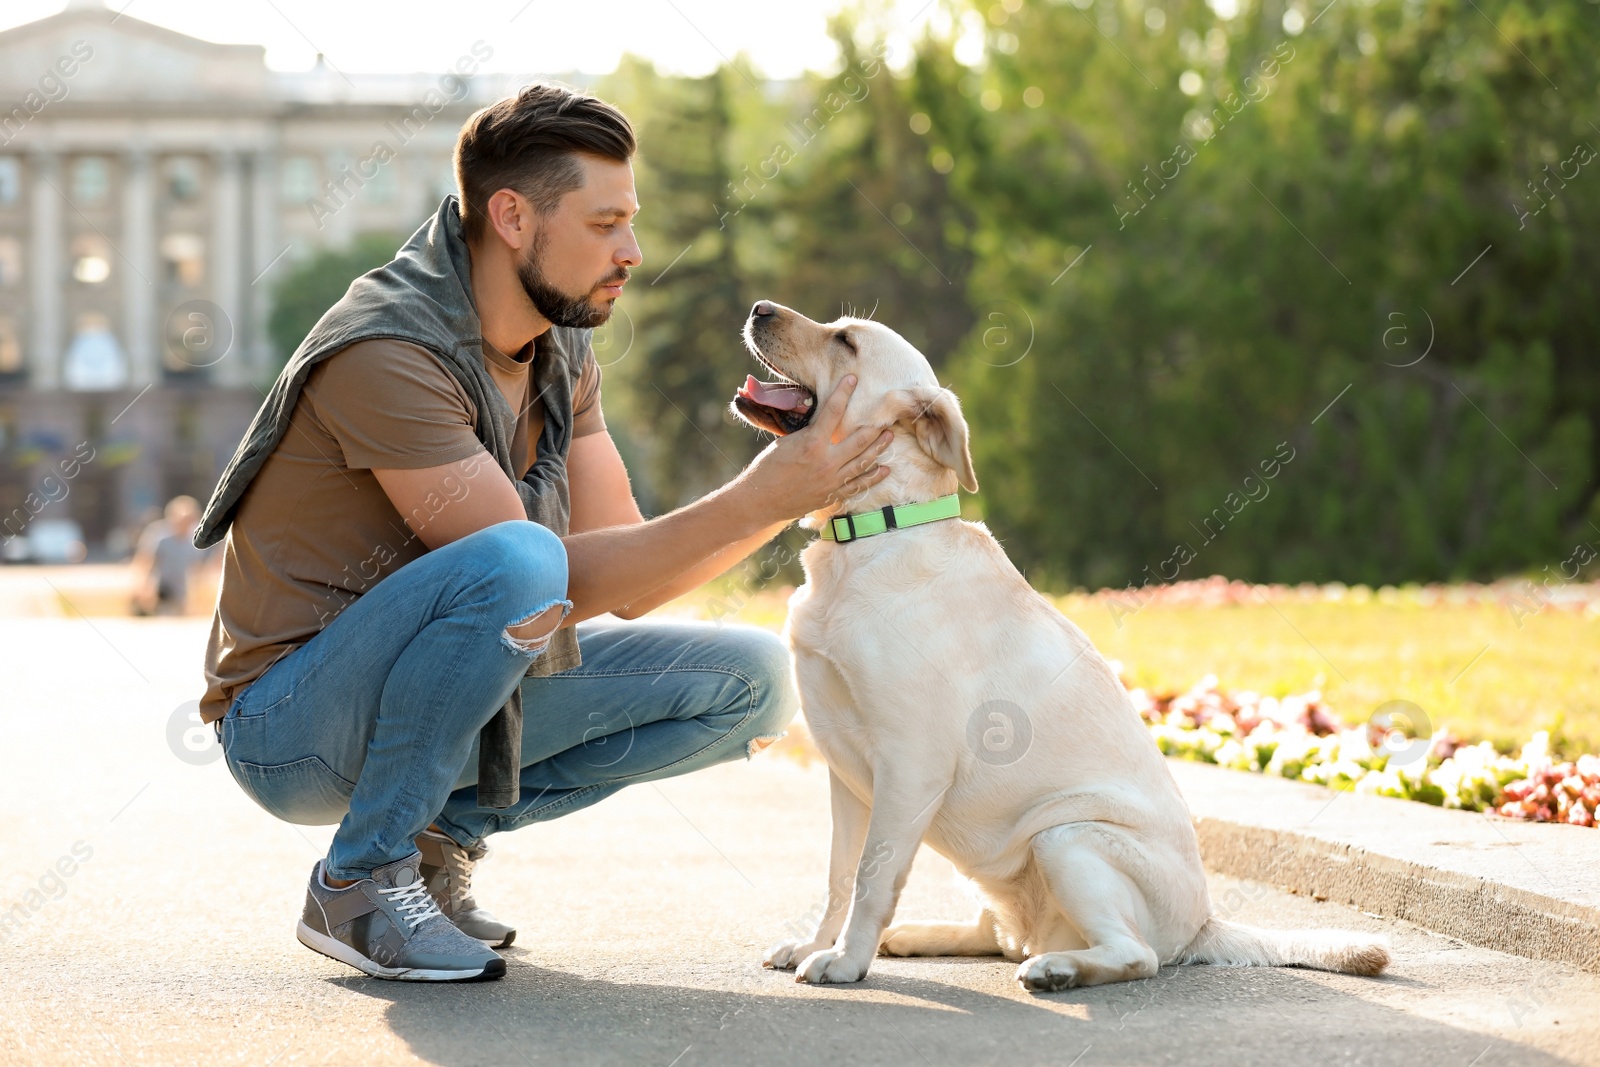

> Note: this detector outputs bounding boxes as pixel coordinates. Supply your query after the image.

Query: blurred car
[1,519,88,564]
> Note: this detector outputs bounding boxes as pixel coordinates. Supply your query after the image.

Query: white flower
[1356,769,1405,798]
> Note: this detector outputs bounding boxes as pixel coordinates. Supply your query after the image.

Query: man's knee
[734,627,800,752]
[467,523,570,656]
[504,601,567,654]
[475,521,567,583]
[470,520,569,614]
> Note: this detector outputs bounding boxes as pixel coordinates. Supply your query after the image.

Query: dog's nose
[751,300,776,319]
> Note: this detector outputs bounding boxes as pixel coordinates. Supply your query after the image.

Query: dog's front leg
[764,768,868,970]
[795,774,947,985]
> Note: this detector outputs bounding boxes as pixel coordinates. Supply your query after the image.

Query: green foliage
[597,40,982,514]
[762,30,979,369]
[264,2,1600,588]
[624,67,756,508]
[929,0,1600,588]
[265,232,408,378]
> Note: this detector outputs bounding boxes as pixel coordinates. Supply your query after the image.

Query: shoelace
[378,877,445,931]
[443,846,476,908]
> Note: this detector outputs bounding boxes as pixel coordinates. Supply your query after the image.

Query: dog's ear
[894,386,978,493]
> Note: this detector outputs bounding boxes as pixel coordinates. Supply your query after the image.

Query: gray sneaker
[415,828,516,948]
[296,853,505,981]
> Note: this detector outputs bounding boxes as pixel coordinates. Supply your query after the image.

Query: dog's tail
[1175,916,1390,976]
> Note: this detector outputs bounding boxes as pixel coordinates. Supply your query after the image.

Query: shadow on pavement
[330,957,1579,1067]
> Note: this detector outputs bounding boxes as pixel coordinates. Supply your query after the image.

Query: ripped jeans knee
[502,598,574,657]
[746,733,784,758]
[739,680,800,760]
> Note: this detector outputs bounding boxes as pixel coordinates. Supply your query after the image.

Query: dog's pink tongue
[740,375,811,411]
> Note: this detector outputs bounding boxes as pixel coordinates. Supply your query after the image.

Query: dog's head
[731,300,978,510]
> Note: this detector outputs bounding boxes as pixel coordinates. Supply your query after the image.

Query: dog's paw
[878,925,910,957]
[763,938,824,971]
[796,948,868,985]
[878,923,931,957]
[1017,953,1080,993]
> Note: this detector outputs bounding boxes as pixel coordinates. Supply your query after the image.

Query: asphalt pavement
[3,616,1597,1067]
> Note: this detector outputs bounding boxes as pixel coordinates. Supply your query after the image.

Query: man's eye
[596,223,615,232]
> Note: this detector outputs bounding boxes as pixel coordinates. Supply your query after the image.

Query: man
[194,85,893,982]
[131,495,214,615]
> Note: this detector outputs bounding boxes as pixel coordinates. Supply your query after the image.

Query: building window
[166,156,202,202]
[367,160,397,204]
[0,238,20,286]
[71,234,112,284]
[63,312,129,391]
[0,316,21,375]
[71,157,110,205]
[160,233,206,288]
[0,159,19,206]
[281,156,317,203]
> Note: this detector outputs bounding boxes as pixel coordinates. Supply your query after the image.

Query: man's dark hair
[453,84,636,244]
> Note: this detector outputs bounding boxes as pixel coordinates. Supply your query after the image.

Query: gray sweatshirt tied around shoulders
[195,194,587,810]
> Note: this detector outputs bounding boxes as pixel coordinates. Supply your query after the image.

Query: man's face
[517,154,642,329]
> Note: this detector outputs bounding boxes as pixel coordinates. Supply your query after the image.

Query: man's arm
[567,431,645,533]
[373,435,785,623]
[559,482,788,625]
[610,518,791,619]
[565,429,788,618]
[371,373,892,627]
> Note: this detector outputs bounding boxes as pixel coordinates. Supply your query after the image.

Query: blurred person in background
[131,495,213,615]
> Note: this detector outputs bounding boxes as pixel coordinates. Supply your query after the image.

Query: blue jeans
[219,520,799,881]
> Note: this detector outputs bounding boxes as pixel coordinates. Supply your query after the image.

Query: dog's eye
[835,330,856,353]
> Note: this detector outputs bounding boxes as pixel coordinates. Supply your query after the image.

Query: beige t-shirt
[199,336,604,723]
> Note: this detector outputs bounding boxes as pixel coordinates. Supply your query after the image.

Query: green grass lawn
[659,583,1600,760]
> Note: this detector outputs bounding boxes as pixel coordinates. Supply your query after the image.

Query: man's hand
[735,374,893,525]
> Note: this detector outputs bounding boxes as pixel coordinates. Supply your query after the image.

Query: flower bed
[1089,573,1600,615]
[1121,667,1600,827]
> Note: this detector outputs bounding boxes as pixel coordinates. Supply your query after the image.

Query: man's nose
[619,232,643,268]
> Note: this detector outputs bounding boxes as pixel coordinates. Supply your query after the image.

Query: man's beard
[516,233,625,330]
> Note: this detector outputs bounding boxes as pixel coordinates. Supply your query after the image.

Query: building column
[27,150,62,391]
[121,148,157,386]
[248,147,280,382]
[211,149,244,385]
[320,149,357,249]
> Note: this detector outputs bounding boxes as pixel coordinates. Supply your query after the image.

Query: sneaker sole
[296,921,505,982]
[471,929,516,950]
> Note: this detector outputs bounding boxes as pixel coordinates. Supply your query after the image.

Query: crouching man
[194,84,893,982]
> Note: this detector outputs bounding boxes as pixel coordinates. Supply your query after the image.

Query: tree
[929,0,1599,587]
[764,25,978,371]
[584,3,1600,587]
[624,66,759,510]
[266,232,408,377]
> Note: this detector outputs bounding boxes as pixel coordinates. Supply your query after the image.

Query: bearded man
[194,84,892,982]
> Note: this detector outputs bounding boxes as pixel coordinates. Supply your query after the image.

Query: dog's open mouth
[734,374,816,436]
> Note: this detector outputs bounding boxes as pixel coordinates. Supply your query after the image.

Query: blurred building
[0,0,564,554]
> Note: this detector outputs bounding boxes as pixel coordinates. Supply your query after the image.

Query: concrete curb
[1166,759,1600,972]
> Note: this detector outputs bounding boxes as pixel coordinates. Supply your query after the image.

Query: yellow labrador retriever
[731,299,1390,991]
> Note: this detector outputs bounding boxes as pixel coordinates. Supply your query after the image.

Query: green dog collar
[819,493,962,543]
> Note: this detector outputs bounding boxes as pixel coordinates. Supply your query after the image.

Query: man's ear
[896,386,978,493]
[486,188,533,251]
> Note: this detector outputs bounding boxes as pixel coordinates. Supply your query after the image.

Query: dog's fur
[731,301,1391,991]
